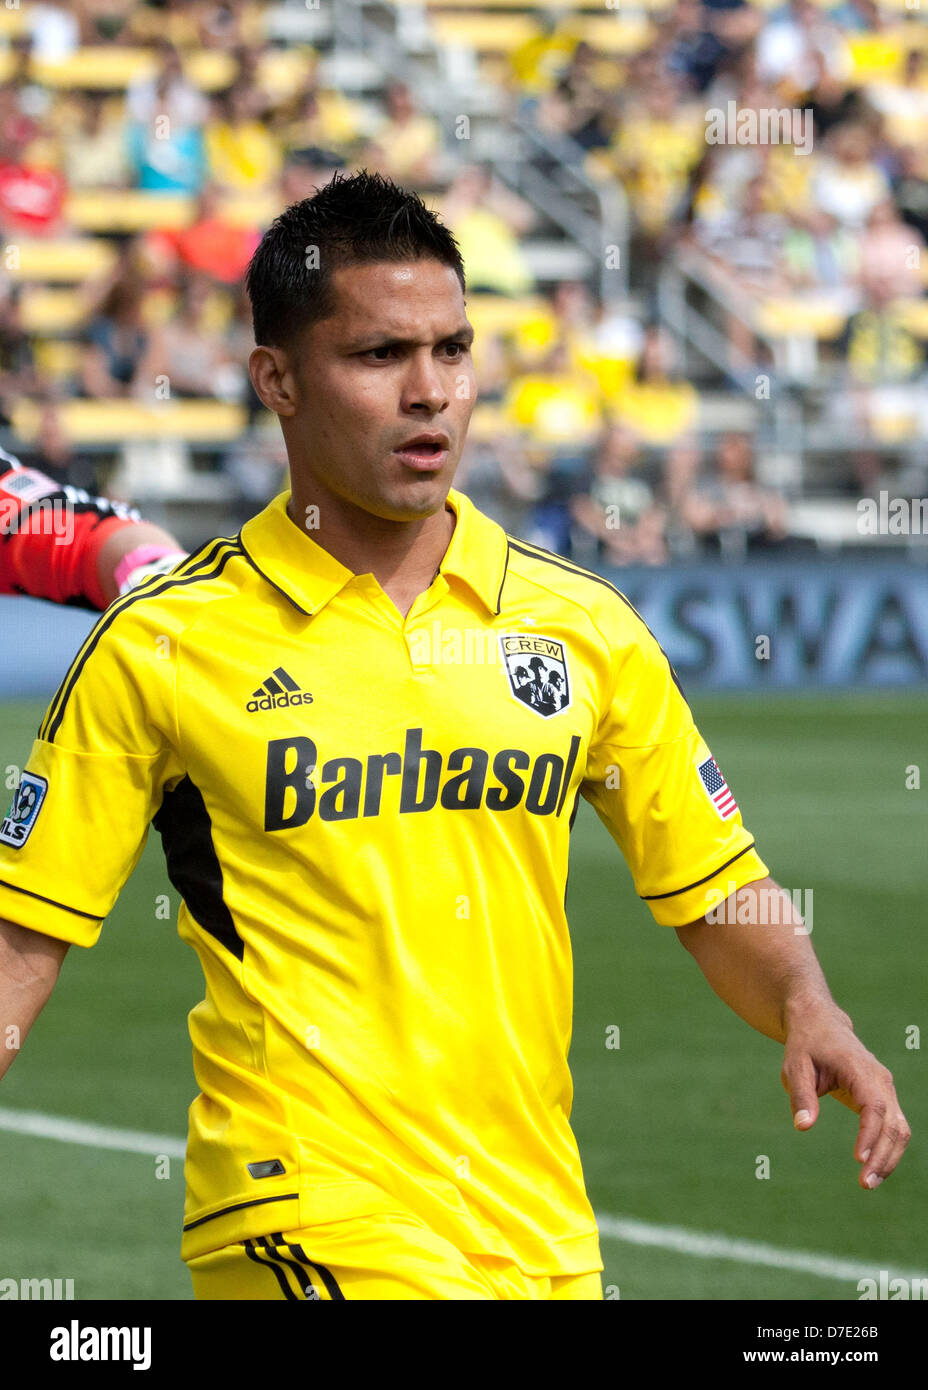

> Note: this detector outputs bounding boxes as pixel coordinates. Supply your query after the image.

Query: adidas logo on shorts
[247,667,314,712]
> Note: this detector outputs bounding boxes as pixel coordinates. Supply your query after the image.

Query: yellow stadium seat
[19,288,88,335]
[33,341,84,380]
[430,13,541,52]
[255,48,314,100]
[31,48,159,89]
[755,296,849,340]
[19,47,238,92]
[467,294,556,338]
[0,8,28,36]
[184,51,238,91]
[4,240,117,284]
[12,399,247,446]
[609,381,698,445]
[66,190,194,233]
[578,16,656,55]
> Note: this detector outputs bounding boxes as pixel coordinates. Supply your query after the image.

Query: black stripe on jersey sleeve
[38,536,233,741]
[244,1240,298,1300]
[0,878,102,921]
[505,537,690,708]
[152,775,244,961]
[182,1192,300,1231]
[640,842,757,901]
[40,539,240,744]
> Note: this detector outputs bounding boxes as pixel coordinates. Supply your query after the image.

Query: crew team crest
[500,635,571,718]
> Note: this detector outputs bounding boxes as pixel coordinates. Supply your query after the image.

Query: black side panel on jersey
[153,775,244,961]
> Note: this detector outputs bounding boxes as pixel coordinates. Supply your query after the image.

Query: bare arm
[0,918,69,1084]
[96,521,185,606]
[676,876,911,1190]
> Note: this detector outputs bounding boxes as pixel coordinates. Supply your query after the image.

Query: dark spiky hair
[245,170,466,347]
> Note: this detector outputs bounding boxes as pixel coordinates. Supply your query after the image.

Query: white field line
[1,1105,924,1285]
[594,1213,927,1286]
[0,1105,185,1160]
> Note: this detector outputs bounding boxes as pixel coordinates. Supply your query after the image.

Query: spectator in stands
[837,266,925,385]
[0,283,38,427]
[22,398,93,489]
[127,68,206,194]
[277,80,362,165]
[780,206,859,297]
[362,83,441,186]
[663,0,736,96]
[680,431,789,558]
[696,172,789,300]
[610,70,704,266]
[440,164,536,297]
[892,145,928,247]
[0,64,43,161]
[145,182,261,285]
[279,148,346,207]
[127,39,208,129]
[502,338,602,452]
[755,0,845,103]
[856,199,925,302]
[81,270,159,399]
[569,424,667,566]
[62,92,130,189]
[867,49,928,154]
[205,80,283,194]
[26,2,80,63]
[555,42,614,150]
[75,0,135,44]
[660,439,703,560]
[612,324,699,445]
[151,273,238,400]
[813,121,892,230]
[196,1,262,52]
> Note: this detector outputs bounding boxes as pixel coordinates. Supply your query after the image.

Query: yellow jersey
[0,487,768,1274]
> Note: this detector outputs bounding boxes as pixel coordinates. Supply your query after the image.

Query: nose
[402,349,449,415]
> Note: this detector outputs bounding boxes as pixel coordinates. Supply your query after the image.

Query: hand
[781,1006,911,1190]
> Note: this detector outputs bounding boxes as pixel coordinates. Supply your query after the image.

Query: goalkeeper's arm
[0,449,188,610]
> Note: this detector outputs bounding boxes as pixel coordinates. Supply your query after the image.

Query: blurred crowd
[0,0,925,564]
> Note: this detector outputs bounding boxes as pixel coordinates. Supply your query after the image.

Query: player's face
[285,259,476,522]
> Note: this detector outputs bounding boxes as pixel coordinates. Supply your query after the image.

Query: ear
[249,345,298,417]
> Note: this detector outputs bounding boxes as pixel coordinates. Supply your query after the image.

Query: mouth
[392,436,450,471]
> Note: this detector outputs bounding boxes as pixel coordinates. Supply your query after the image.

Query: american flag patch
[698,756,738,820]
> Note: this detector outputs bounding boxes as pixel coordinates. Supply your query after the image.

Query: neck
[285,478,456,596]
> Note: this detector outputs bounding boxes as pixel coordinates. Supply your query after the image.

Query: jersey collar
[238,486,509,618]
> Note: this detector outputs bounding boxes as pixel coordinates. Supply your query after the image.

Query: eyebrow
[347,324,475,352]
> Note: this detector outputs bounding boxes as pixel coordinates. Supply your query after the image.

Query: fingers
[781,1051,819,1130]
[852,1075,911,1189]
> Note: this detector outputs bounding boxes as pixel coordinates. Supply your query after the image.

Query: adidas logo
[246,667,314,713]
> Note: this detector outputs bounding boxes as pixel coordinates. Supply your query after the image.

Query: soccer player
[0,173,910,1300]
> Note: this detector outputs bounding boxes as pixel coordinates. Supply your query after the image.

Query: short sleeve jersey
[0,487,768,1273]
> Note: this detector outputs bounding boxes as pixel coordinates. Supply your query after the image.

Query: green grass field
[0,692,924,1300]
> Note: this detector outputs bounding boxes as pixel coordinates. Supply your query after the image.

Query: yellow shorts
[187,1210,603,1301]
